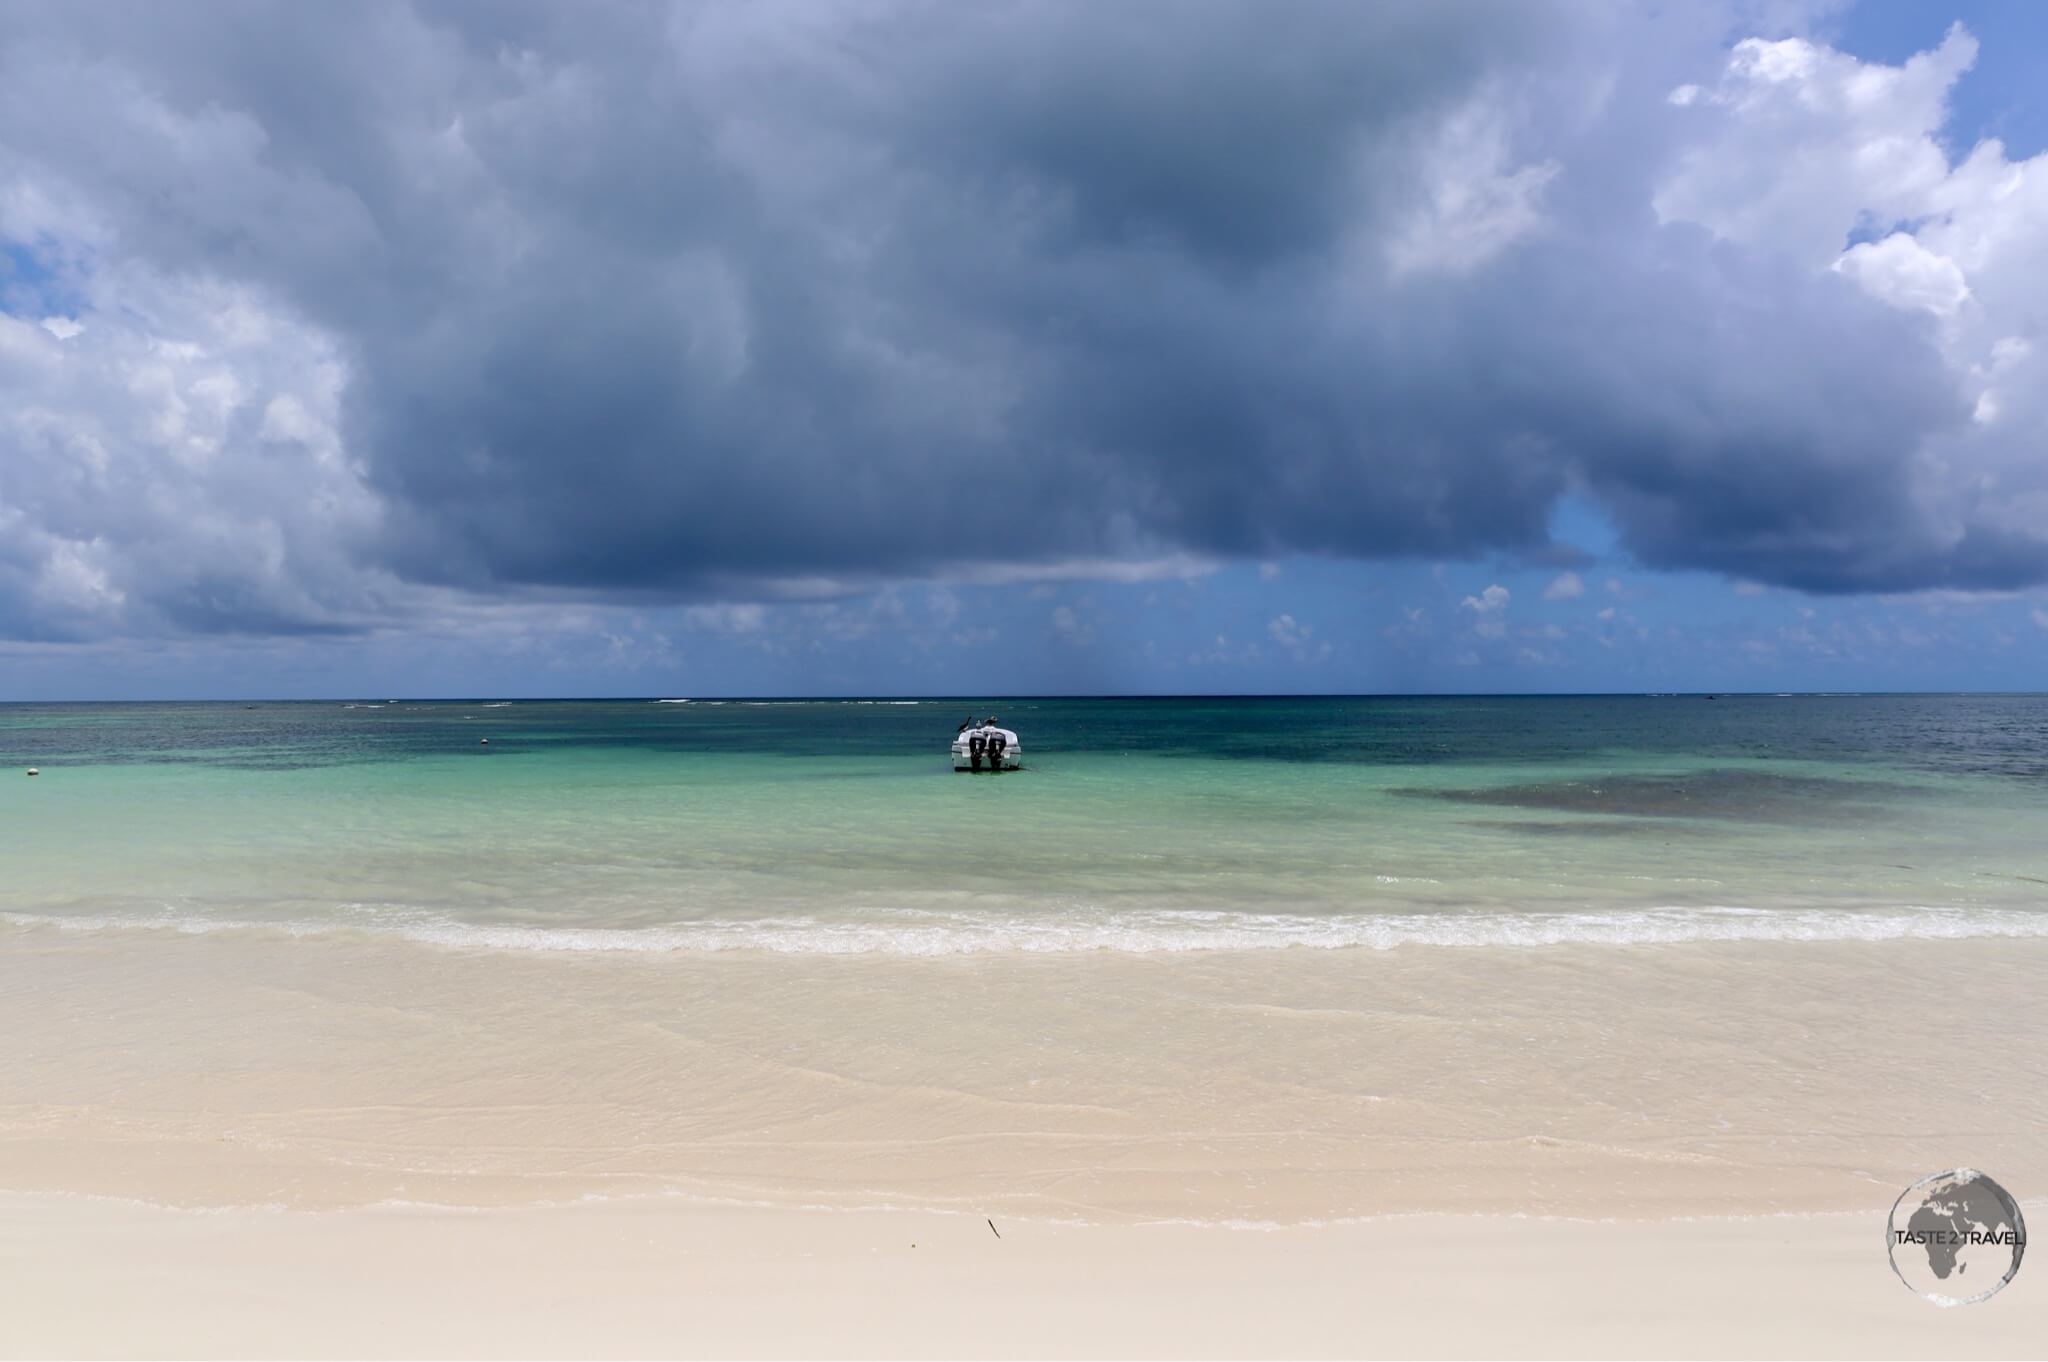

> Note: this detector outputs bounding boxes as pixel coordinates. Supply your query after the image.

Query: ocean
[4,693,2047,951]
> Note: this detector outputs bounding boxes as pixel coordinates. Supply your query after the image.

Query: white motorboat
[951,718,1022,772]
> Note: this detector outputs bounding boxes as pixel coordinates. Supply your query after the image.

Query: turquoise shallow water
[4,694,2047,951]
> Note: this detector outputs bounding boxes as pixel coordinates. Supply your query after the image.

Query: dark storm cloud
[336,0,1595,592]
[0,0,2037,642]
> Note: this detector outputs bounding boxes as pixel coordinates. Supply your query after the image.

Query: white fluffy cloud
[1267,611,1328,660]
[1833,231,1970,317]
[1658,23,2048,562]
[1461,583,1511,637]
[1386,99,1561,278]
[0,263,388,639]
[1655,29,1974,264]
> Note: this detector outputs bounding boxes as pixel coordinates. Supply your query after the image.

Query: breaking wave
[5,904,2046,956]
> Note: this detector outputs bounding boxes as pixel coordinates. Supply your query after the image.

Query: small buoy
[479,738,489,745]
[25,768,38,776]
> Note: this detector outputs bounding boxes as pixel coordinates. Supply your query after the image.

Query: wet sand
[3,925,2045,1220]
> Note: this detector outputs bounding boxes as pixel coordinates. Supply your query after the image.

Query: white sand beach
[5,1193,2043,1359]
[2,923,2043,1356]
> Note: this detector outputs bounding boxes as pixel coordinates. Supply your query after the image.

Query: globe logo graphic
[1887,1169,2027,1305]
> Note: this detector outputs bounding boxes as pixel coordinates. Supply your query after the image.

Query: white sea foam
[5,905,2045,956]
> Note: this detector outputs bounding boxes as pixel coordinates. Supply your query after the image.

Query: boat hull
[951,726,1022,771]
[952,751,1023,771]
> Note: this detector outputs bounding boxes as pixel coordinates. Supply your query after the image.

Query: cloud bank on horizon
[2,1,2046,690]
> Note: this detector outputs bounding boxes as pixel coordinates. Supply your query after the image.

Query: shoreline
[5,1192,2043,1359]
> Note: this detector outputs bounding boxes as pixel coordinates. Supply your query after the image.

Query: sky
[3,1,2048,698]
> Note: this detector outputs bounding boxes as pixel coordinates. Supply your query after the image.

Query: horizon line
[5,690,2048,704]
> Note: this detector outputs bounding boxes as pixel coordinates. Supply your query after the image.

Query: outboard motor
[968,730,986,772]
[986,730,1007,771]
